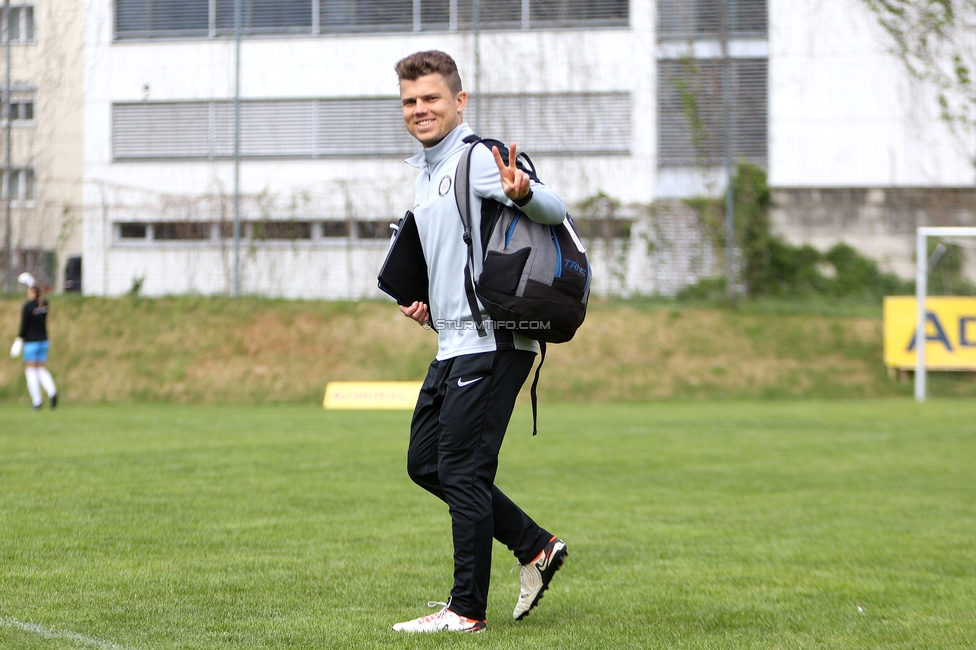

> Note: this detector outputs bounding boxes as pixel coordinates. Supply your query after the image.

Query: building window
[117,220,367,242]
[9,98,33,121]
[321,221,349,238]
[355,221,389,239]
[116,0,209,38]
[112,93,631,160]
[4,5,34,43]
[657,0,768,169]
[658,0,767,41]
[529,0,628,28]
[3,168,34,202]
[657,58,767,167]
[4,88,36,124]
[119,223,148,239]
[115,0,627,38]
[319,0,629,32]
[320,0,412,32]
[215,0,312,35]
[251,220,312,240]
[152,222,211,240]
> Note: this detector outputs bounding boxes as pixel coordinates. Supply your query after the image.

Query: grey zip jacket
[405,122,566,361]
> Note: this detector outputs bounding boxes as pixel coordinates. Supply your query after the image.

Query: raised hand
[492,142,531,203]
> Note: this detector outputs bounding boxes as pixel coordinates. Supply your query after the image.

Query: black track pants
[407,349,553,621]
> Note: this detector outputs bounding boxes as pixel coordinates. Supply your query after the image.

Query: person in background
[10,272,58,410]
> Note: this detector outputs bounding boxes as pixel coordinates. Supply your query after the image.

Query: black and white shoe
[50,394,58,409]
[513,536,568,620]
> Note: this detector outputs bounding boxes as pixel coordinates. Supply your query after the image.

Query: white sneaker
[392,601,487,633]
[514,536,568,620]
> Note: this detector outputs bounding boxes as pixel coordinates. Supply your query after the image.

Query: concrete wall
[771,187,976,282]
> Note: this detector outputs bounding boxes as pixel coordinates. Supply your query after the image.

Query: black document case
[377,211,429,307]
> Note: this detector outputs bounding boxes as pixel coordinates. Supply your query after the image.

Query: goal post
[914,226,976,401]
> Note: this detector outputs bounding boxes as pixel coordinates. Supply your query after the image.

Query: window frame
[3,87,37,127]
[3,167,36,204]
[3,5,35,44]
[113,219,389,245]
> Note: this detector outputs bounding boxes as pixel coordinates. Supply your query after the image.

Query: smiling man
[390,50,569,634]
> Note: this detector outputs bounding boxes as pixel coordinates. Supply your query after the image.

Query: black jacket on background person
[19,299,49,342]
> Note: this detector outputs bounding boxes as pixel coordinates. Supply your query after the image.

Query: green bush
[825,242,912,299]
[685,162,916,303]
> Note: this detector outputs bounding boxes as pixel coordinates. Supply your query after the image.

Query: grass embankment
[1,401,975,649]
[2,295,975,404]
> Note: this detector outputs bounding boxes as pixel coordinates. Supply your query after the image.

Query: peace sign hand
[492,143,531,203]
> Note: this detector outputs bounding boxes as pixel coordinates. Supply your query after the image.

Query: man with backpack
[391,50,569,634]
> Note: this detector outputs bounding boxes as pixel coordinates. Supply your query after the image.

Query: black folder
[377,211,429,307]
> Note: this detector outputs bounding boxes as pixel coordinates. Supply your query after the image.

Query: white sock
[37,367,57,397]
[25,368,42,406]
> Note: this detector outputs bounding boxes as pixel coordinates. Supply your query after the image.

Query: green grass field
[1,401,974,649]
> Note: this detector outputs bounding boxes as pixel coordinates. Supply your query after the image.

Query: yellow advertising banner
[883,297,976,370]
[323,381,423,410]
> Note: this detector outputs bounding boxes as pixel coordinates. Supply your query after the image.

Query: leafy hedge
[679,162,976,302]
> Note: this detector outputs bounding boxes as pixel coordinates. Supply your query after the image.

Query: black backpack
[454,136,591,342]
[454,135,591,433]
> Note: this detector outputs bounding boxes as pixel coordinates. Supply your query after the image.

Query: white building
[81,0,976,298]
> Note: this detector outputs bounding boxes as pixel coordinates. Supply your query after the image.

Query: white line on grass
[0,616,139,650]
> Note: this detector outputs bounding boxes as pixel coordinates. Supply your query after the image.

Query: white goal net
[913,227,976,401]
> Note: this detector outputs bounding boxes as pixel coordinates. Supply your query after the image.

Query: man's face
[400,73,466,148]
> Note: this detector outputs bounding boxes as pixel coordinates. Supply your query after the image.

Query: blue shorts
[22,340,49,363]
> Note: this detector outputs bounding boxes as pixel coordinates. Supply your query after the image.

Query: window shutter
[241,101,316,157]
[112,94,631,159]
[320,0,414,33]
[529,0,628,27]
[657,0,768,168]
[113,103,211,159]
[216,0,313,34]
[116,0,209,38]
[658,0,767,41]
[316,98,417,155]
[472,93,631,154]
[657,58,767,167]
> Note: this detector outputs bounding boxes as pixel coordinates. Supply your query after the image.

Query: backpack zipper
[504,214,520,250]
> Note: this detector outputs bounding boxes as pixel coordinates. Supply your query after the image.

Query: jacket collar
[405,123,474,171]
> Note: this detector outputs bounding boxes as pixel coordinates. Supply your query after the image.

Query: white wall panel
[768,0,973,187]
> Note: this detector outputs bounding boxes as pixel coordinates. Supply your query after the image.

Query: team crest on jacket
[438,175,452,196]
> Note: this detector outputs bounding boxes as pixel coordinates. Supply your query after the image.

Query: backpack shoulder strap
[453,139,488,338]
[476,137,540,182]
[456,135,547,436]
[529,341,546,435]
